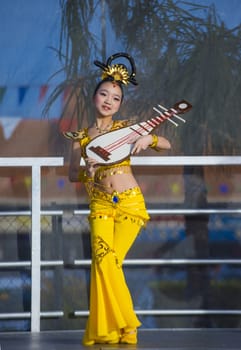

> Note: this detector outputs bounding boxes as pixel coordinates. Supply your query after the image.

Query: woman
[64,53,171,346]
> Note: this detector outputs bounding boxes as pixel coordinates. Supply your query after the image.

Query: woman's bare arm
[131,134,171,154]
[69,141,82,182]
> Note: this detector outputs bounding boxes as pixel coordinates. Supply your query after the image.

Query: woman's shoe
[83,330,120,345]
[82,333,95,346]
[120,329,137,344]
[96,331,120,344]
[98,338,120,344]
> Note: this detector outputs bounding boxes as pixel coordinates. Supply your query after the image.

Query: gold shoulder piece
[62,129,86,141]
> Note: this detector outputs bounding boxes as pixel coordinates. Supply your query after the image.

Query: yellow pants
[83,187,150,345]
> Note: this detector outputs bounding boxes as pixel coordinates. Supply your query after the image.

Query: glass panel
[129,213,241,260]
[133,165,241,207]
[41,165,241,209]
[126,265,241,328]
[0,166,31,331]
[40,267,89,331]
[0,167,31,209]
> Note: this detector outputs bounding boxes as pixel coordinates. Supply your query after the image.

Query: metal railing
[0,156,241,332]
[0,158,64,331]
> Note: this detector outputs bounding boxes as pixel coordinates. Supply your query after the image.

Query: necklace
[95,122,113,134]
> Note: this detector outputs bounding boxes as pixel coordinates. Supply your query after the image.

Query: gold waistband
[91,187,142,204]
[89,186,150,224]
[94,165,131,181]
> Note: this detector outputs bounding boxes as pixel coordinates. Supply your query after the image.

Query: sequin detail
[94,164,131,181]
[93,236,120,267]
[93,236,110,264]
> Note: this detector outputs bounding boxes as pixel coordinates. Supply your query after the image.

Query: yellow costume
[64,121,150,345]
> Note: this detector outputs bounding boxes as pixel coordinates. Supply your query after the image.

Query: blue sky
[191,0,241,28]
[0,0,240,119]
[0,0,62,85]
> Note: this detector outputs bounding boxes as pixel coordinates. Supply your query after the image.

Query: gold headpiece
[94,52,138,86]
[102,64,130,85]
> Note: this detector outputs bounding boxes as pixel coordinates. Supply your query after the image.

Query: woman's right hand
[85,157,99,178]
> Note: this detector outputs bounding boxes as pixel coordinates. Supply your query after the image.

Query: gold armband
[150,134,158,149]
[78,169,93,183]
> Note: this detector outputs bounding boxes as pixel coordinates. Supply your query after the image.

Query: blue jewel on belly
[112,192,119,204]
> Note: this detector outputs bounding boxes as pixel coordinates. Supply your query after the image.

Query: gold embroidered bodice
[63,120,133,184]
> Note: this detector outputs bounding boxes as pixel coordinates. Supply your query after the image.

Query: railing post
[29,158,64,332]
[31,164,41,332]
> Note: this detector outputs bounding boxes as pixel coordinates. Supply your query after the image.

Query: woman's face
[93,81,122,117]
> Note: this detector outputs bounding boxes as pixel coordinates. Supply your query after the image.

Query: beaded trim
[90,212,147,227]
[94,165,131,182]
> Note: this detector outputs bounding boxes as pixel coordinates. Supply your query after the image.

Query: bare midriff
[94,165,139,194]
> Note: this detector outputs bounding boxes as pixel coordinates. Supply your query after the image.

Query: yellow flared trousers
[83,187,150,344]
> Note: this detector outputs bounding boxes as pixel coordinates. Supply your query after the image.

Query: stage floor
[0,329,241,350]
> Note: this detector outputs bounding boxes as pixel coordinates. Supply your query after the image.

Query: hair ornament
[94,52,138,86]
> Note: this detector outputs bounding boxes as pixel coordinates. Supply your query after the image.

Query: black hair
[93,78,124,102]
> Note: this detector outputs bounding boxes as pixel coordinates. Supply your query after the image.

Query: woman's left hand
[130,135,153,154]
